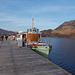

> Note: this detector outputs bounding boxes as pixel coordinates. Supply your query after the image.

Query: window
[23,34,26,38]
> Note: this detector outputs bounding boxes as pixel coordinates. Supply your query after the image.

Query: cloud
[0,1,75,31]
[0,12,60,31]
[28,6,60,14]
[28,5,75,14]
[0,13,32,26]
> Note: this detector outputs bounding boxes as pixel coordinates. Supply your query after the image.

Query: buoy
[38,38,42,43]
[27,38,31,42]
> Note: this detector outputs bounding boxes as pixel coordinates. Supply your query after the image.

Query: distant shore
[42,36,75,39]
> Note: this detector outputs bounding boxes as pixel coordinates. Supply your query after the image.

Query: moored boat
[30,42,52,58]
[17,18,52,58]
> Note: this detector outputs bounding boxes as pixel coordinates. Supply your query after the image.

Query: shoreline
[42,36,75,39]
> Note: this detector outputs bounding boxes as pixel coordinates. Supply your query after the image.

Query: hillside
[0,28,15,35]
[41,20,75,39]
[52,20,75,35]
[41,29,52,37]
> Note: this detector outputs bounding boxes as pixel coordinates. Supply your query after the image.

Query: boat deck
[0,38,71,75]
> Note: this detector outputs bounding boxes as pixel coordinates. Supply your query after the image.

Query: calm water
[42,37,75,75]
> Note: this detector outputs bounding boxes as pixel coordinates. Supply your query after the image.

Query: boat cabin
[17,28,41,43]
[27,28,41,42]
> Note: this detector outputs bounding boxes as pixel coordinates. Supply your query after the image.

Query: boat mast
[32,18,34,29]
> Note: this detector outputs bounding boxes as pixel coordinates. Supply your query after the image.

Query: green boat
[30,45,52,59]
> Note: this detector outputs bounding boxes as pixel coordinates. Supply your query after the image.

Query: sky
[0,0,75,31]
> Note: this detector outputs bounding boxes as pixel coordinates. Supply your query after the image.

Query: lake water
[42,37,75,75]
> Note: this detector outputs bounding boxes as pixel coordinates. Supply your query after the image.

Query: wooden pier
[0,39,71,75]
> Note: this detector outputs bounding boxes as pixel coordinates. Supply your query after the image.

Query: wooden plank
[0,39,72,75]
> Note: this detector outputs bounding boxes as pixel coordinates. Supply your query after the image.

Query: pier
[0,38,72,75]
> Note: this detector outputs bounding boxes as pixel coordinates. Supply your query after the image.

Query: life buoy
[27,38,31,42]
[38,38,42,43]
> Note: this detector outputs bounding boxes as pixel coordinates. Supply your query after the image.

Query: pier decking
[0,39,71,75]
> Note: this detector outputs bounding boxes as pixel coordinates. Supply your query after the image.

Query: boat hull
[30,45,52,58]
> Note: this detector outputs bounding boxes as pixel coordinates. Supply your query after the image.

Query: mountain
[41,20,75,39]
[0,28,15,35]
[41,29,52,37]
[52,20,75,35]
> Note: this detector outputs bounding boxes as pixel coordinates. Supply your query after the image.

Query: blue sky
[0,0,75,31]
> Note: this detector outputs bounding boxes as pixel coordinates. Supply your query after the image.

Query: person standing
[1,35,4,41]
[0,35,1,41]
[4,35,5,41]
[5,35,8,40]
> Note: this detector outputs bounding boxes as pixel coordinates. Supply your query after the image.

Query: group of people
[0,35,8,41]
